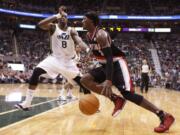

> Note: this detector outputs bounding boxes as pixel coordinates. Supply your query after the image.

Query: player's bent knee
[29,67,46,85]
[81,74,94,85]
[80,76,92,86]
[121,91,143,105]
[73,76,91,94]
[80,77,86,86]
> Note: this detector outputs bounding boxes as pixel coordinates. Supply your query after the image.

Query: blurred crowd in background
[0,0,179,15]
[0,29,179,90]
[0,0,179,91]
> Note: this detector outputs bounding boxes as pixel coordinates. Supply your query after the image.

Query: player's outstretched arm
[71,28,89,52]
[37,16,57,31]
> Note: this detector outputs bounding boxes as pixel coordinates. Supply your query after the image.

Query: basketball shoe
[66,94,77,100]
[111,94,126,117]
[58,95,66,101]
[154,112,175,133]
[14,102,30,111]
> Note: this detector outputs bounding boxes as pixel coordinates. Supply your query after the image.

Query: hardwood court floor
[0,84,179,135]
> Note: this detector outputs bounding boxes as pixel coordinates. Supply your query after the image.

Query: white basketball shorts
[37,55,80,85]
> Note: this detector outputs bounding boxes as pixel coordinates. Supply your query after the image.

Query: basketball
[79,94,100,115]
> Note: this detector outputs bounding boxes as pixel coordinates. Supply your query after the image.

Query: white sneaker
[14,102,30,111]
[66,94,77,100]
[58,96,66,101]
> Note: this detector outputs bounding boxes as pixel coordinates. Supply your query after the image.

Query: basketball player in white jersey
[15,6,90,110]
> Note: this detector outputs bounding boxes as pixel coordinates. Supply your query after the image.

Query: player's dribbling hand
[99,80,112,98]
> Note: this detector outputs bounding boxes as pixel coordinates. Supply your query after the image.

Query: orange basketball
[79,94,100,115]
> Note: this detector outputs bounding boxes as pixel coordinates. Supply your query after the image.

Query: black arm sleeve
[101,47,113,81]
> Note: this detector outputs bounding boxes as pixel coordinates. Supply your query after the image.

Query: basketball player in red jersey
[80,11,175,133]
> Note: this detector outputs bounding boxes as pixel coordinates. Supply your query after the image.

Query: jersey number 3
[62,41,67,48]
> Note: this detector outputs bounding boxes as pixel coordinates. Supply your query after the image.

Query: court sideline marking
[0,98,58,116]
[0,99,78,131]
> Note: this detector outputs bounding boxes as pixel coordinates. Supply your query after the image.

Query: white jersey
[51,24,76,60]
[37,24,80,84]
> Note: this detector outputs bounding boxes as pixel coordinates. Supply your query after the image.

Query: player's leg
[117,58,175,133]
[73,76,91,94]
[60,60,91,94]
[120,90,175,132]
[64,82,76,99]
[140,80,144,93]
[140,74,145,93]
[15,56,59,110]
[58,78,67,101]
[145,75,149,93]
[15,67,46,110]
[80,66,126,117]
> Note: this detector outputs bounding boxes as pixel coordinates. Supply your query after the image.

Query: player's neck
[88,26,97,34]
[59,24,68,31]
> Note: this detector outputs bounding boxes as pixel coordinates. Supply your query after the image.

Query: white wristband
[54,13,61,19]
